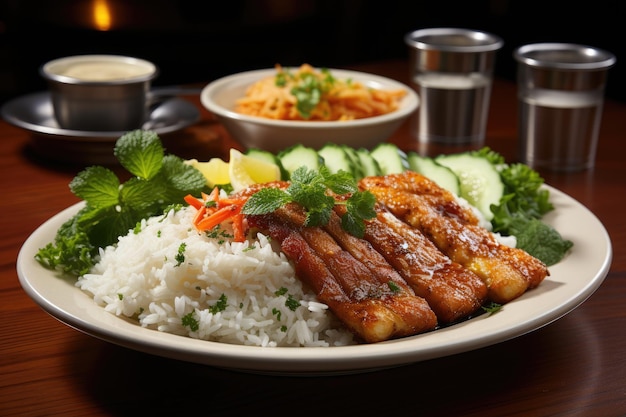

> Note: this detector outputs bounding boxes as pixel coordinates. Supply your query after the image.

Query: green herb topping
[175,242,187,266]
[479,147,574,265]
[209,294,228,314]
[481,301,503,316]
[275,67,335,119]
[387,281,401,293]
[242,165,376,238]
[285,294,301,311]
[35,130,207,277]
[182,311,200,331]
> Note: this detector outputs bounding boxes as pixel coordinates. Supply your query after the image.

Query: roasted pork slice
[247,203,438,343]
[347,204,488,323]
[360,171,549,304]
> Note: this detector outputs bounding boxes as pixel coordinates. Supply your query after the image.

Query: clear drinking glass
[514,43,616,172]
[405,27,503,155]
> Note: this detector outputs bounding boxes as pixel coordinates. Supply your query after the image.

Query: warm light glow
[93,0,112,31]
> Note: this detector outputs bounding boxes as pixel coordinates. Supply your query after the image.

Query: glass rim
[404,27,503,53]
[514,43,616,71]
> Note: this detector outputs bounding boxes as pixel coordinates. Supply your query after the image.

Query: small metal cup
[405,28,503,153]
[41,55,158,132]
[514,43,616,171]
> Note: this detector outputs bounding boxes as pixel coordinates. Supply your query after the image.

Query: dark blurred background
[0,0,624,105]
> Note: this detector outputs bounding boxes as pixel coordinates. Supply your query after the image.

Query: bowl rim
[200,67,419,128]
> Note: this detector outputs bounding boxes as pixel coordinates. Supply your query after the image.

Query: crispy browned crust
[360,171,549,304]
[248,204,438,343]
[240,169,550,342]
[358,205,488,323]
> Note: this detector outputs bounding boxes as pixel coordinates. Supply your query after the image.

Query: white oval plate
[17,186,612,375]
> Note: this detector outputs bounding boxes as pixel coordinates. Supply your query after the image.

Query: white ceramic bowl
[200,68,419,152]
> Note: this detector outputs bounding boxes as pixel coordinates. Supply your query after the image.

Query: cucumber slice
[407,152,460,195]
[318,143,355,175]
[245,148,278,165]
[245,148,288,180]
[370,143,409,174]
[435,153,504,220]
[277,144,323,178]
[356,148,382,178]
[340,145,366,179]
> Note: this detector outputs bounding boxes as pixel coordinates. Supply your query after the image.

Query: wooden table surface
[1,60,625,417]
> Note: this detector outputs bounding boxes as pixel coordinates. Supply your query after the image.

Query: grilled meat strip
[334,203,487,323]
[360,171,549,304]
[247,203,438,343]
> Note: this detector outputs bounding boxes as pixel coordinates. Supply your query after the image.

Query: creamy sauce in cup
[60,62,154,81]
[43,55,157,83]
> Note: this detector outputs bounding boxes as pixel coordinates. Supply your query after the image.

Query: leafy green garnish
[478,147,573,266]
[387,281,401,294]
[35,226,94,277]
[273,287,301,313]
[276,67,336,119]
[175,242,187,266]
[472,147,506,165]
[481,301,503,315]
[291,73,322,119]
[209,294,228,314]
[242,165,376,238]
[497,163,554,221]
[35,130,207,277]
[275,287,288,296]
[285,294,301,311]
[504,216,573,266]
[182,311,200,331]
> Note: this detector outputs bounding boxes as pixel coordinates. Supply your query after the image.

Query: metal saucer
[2,91,201,164]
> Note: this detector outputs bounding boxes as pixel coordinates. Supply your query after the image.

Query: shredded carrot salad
[184,188,248,242]
[235,64,407,121]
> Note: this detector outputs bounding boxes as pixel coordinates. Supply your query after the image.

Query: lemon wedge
[187,158,230,187]
[229,149,281,192]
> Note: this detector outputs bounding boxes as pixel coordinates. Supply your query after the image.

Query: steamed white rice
[76,206,355,347]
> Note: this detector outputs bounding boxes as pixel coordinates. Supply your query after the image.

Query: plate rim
[16,185,613,375]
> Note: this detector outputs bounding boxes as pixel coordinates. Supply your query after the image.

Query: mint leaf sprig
[242,165,376,238]
[35,130,207,277]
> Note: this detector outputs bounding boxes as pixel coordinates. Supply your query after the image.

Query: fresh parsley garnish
[481,301,503,315]
[275,287,288,296]
[387,281,401,293]
[277,67,336,119]
[291,73,323,119]
[242,165,376,238]
[182,311,199,332]
[476,147,574,266]
[273,287,301,313]
[209,294,228,314]
[175,242,187,266]
[285,294,301,311]
[275,71,289,87]
[35,130,207,277]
